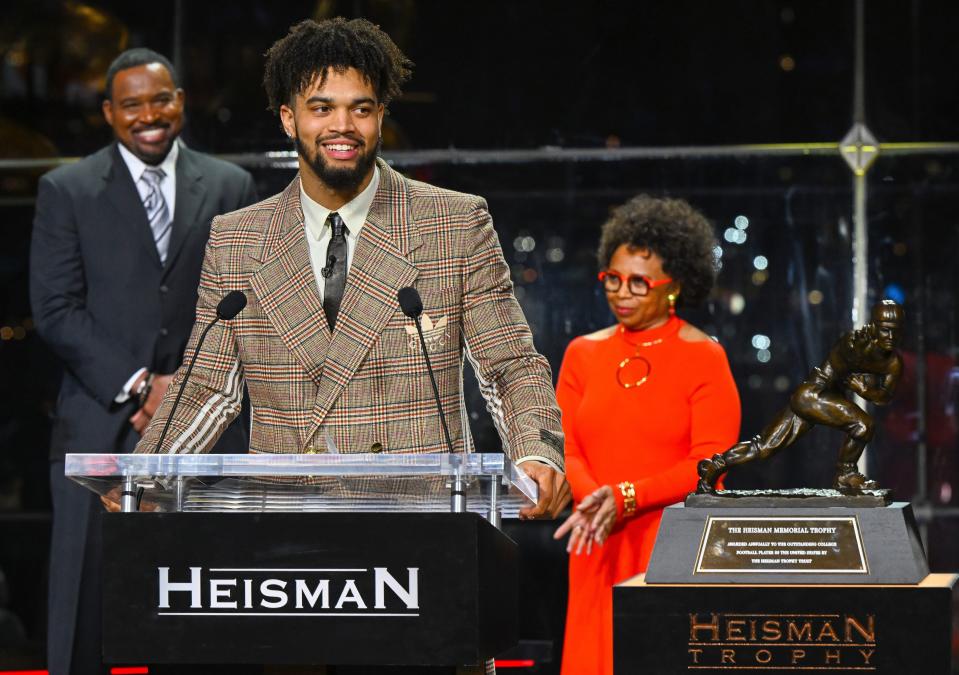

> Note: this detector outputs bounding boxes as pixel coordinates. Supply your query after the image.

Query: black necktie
[322,212,348,330]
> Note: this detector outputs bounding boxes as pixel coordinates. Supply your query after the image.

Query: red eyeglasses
[598,270,673,296]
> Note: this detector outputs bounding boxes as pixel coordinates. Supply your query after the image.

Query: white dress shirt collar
[299,165,379,242]
[117,139,179,184]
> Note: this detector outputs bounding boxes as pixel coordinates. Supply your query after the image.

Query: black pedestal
[100,512,517,666]
[646,501,928,584]
[614,573,958,674]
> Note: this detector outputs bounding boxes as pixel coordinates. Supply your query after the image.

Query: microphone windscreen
[397,287,423,319]
[216,290,247,320]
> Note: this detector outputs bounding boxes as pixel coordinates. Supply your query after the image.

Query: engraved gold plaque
[695,516,868,574]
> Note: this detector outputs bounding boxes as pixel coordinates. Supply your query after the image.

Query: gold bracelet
[617,481,636,518]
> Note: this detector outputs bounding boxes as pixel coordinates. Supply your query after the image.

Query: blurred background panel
[4,0,860,156]
[1,0,957,671]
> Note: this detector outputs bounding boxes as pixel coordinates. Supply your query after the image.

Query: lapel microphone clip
[321,254,337,279]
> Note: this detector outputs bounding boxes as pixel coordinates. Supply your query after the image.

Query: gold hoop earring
[668,293,678,316]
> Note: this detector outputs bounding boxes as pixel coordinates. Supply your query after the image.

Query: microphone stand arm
[412,317,464,512]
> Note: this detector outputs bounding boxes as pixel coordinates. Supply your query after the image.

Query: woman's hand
[553,485,618,555]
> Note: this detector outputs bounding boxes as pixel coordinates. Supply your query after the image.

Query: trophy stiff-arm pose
[697,300,904,493]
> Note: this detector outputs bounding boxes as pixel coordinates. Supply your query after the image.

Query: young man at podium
[133,18,569,521]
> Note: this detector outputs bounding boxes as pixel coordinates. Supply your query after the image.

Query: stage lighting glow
[883,283,906,305]
[808,289,824,305]
[513,235,536,252]
[751,334,771,350]
[724,228,747,245]
[757,348,772,363]
[729,292,746,315]
[734,215,749,230]
[753,255,768,270]
[545,237,565,263]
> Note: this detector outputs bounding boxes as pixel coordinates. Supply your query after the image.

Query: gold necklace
[616,326,665,389]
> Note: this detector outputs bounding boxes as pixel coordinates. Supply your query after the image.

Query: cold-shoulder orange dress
[557,316,741,675]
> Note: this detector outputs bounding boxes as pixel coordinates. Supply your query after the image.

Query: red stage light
[493,660,536,668]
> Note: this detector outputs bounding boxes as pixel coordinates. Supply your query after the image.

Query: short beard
[123,133,176,167]
[294,132,380,192]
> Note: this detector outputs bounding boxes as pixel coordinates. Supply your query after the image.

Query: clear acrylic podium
[66,451,537,526]
[64,452,531,667]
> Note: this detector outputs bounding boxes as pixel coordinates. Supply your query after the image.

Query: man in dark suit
[29,48,257,675]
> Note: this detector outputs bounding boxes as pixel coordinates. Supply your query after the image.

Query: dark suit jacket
[30,142,257,457]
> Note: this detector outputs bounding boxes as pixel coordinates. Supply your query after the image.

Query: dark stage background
[1,0,958,671]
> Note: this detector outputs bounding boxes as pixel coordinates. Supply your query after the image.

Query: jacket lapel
[249,177,331,406]
[162,146,208,278]
[103,144,162,269]
[308,160,422,438]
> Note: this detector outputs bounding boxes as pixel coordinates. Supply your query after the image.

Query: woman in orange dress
[554,195,741,675]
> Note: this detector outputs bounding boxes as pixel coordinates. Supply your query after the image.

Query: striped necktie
[141,166,172,264]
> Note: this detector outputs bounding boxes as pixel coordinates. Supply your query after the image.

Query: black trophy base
[614,573,958,674]
[645,502,928,584]
[686,488,892,508]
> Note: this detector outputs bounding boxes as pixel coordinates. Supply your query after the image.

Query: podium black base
[614,573,958,674]
[101,512,516,666]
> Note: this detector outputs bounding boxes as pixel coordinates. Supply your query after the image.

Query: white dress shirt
[300,166,379,301]
[117,139,179,220]
[115,141,180,402]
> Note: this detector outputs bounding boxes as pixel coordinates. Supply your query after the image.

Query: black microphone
[321,255,337,279]
[397,287,455,455]
[216,290,247,320]
[397,286,423,319]
[152,291,247,458]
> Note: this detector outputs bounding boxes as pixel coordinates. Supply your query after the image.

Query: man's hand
[129,408,151,433]
[519,461,571,520]
[100,486,122,512]
[142,374,173,417]
[128,373,173,434]
[100,486,156,512]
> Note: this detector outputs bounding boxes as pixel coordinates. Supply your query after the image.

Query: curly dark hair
[597,195,719,308]
[263,17,413,114]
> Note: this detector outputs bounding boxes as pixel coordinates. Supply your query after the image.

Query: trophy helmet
[871,299,904,326]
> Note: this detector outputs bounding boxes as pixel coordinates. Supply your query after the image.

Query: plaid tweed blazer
[136,159,564,469]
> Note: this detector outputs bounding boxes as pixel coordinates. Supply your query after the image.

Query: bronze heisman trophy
[697,300,904,493]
